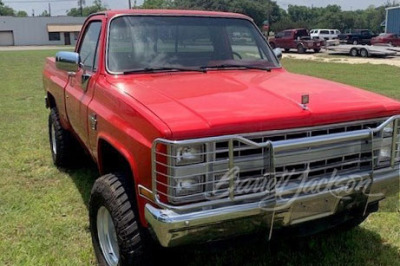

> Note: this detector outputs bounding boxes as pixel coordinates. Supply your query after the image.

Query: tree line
[1,0,399,34]
[141,0,400,33]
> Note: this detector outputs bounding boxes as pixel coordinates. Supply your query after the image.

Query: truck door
[65,20,102,145]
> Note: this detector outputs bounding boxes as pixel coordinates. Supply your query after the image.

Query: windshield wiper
[123,67,206,74]
[201,64,271,72]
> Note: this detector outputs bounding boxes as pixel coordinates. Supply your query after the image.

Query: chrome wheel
[97,206,120,266]
[51,124,57,155]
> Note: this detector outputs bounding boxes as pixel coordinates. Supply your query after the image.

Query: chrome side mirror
[55,51,80,73]
[273,48,283,60]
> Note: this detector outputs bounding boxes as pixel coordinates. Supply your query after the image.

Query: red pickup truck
[269,28,325,53]
[43,10,400,265]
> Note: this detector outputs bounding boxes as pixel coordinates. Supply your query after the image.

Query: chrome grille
[152,116,400,209]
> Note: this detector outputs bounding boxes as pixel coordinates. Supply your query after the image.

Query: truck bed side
[43,57,71,130]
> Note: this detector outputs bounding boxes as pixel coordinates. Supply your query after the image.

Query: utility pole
[128,0,131,9]
[48,3,51,16]
[79,0,83,16]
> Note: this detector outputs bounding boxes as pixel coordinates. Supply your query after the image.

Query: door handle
[82,73,92,92]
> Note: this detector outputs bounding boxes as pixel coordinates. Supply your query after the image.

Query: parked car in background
[269,28,325,53]
[310,29,341,40]
[338,29,377,45]
[371,33,400,46]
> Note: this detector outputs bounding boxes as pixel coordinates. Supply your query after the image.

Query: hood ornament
[301,94,309,110]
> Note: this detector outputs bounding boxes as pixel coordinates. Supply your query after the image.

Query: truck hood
[107,69,400,139]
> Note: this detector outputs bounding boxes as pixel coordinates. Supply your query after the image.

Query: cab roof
[94,9,252,21]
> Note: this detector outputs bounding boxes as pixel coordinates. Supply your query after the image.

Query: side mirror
[273,48,282,60]
[56,51,80,73]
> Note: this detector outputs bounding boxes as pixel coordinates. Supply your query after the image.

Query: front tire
[297,44,305,54]
[89,173,149,266]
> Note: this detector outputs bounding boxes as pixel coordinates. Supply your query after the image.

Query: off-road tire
[48,108,74,167]
[89,173,151,266]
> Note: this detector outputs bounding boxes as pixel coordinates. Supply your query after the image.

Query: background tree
[0,0,16,16]
[39,10,50,17]
[142,0,173,9]
[16,10,28,17]
[67,0,106,16]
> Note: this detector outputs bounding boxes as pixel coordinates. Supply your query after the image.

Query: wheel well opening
[47,93,56,109]
[98,140,133,181]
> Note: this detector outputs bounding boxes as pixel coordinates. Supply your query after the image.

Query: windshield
[107,16,280,73]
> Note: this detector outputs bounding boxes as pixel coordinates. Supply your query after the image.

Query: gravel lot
[283,49,400,67]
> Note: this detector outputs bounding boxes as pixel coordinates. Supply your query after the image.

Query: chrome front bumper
[146,167,399,247]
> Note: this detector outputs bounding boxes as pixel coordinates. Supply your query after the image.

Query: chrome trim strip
[391,119,398,167]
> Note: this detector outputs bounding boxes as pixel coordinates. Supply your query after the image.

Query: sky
[2,0,396,16]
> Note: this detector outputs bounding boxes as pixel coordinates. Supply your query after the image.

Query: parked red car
[371,33,400,46]
[269,28,324,53]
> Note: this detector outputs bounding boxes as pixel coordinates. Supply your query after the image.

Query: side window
[78,21,102,72]
[321,30,329,35]
[284,31,291,38]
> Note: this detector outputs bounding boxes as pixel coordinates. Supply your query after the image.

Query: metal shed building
[0,16,86,46]
[386,6,400,35]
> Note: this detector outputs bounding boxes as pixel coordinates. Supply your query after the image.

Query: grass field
[0,50,399,265]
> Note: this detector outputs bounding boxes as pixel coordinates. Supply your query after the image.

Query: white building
[0,16,86,46]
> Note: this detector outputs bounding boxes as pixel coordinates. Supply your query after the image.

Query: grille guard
[151,115,400,212]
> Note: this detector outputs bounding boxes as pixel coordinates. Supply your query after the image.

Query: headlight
[377,145,391,167]
[173,144,204,166]
[170,175,204,198]
[383,122,394,138]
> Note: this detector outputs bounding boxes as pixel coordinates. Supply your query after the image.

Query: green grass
[0,51,398,265]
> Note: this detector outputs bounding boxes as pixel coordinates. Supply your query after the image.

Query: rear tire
[48,108,74,167]
[89,173,152,266]
[314,48,321,53]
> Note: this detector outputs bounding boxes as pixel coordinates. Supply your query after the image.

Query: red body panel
[371,34,400,47]
[43,10,400,227]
